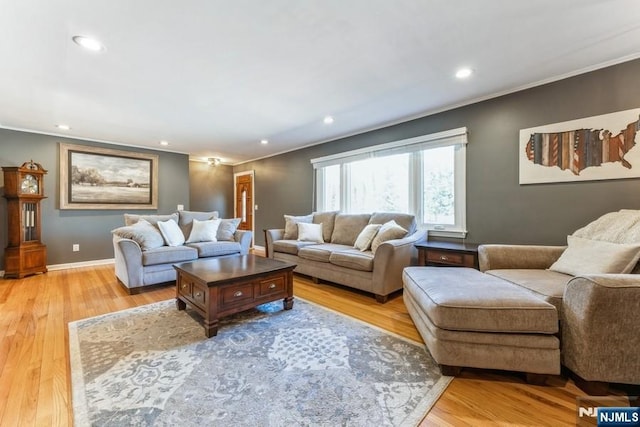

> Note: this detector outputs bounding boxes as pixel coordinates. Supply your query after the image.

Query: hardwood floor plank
[0,262,631,426]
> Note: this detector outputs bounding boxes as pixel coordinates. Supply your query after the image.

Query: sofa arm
[561,274,640,385]
[478,244,566,272]
[371,229,428,297]
[112,235,144,288]
[264,229,285,258]
[234,230,253,255]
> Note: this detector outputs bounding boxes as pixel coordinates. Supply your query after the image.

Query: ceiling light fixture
[208,157,222,167]
[56,124,71,130]
[159,140,169,146]
[72,35,105,52]
[260,139,269,145]
[455,68,473,79]
[323,116,334,125]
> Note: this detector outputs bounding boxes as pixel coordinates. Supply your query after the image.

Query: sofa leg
[375,294,389,303]
[525,373,549,386]
[312,277,320,284]
[439,365,461,376]
[573,375,609,395]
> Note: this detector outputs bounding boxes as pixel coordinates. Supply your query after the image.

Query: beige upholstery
[266,211,427,301]
[403,267,560,375]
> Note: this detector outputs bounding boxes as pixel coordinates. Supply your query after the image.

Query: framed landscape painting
[59,143,158,210]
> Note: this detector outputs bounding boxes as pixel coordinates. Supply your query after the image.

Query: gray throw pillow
[124,212,179,226]
[112,219,165,250]
[283,214,313,240]
[217,218,242,241]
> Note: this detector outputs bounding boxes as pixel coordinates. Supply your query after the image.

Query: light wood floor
[0,263,605,426]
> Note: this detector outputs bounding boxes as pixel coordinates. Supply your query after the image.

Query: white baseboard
[47,258,115,271]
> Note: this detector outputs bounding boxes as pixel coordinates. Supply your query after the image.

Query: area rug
[69,298,451,426]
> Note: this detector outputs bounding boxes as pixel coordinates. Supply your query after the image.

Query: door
[234,171,255,240]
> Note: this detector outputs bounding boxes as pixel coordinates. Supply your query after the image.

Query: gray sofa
[265,211,428,302]
[404,209,640,394]
[112,210,252,293]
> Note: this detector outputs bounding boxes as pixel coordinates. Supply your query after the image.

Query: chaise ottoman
[403,267,560,382]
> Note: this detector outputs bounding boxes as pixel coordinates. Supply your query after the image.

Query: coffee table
[174,255,296,338]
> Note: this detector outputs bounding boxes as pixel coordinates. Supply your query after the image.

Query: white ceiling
[1,1,640,165]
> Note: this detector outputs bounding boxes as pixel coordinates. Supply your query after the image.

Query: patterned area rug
[69,298,451,426]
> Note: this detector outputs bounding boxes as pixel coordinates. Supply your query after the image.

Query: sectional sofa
[112,210,252,293]
[265,211,428,302]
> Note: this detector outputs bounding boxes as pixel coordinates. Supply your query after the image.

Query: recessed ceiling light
[260,139,269,145]
[56,124,71,130]
[72,35,105,52]
[159,140,169,146]
[455,68,473,79]
[323,116,334,125]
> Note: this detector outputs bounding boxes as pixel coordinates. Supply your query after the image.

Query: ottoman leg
[439,365,462,376]
[525,373,549,386]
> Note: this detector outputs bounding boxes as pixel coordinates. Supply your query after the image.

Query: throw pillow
[371,220,408,254]
[124,212,179,226]
[354,224,382,251]
[549,235,640,276]
[179,210,220,237]
[283,214,313,240]
[157,219,185,247]
[186,218,222,243]
[112,219,165,250]
[297,222,324,243]
[217,218,242,242]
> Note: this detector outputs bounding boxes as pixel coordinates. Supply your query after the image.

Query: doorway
[234,170,255,245]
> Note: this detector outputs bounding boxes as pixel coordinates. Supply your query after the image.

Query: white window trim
[311,127,468,239]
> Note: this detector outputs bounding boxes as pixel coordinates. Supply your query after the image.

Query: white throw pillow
[354,224,382,251]
[157,219,185,246]
[371,220,408,254]
[297,222,324,243]
[549,235,640,276]
[186,218,221,243]
[111,219,165,251]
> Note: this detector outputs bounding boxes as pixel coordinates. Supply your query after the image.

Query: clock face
[21,174,39,194]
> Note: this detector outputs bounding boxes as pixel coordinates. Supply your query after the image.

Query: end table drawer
[427,250,464,265]
[259,276,285,296]
[221,282,254,306]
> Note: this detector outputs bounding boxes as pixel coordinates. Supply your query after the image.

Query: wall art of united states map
[519,108,640,184]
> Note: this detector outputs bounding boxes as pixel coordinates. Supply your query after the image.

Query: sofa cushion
[141,245,198,266]
[186,218,221,243]
[371,220,408,254]
[331,213,371,246]
[217,218,241,242]
[369,212,417,235]
[298,243,352,263]
[179,210,219,237]
[272,240,318,255]
[329,249,374,272]
[283,214,313,240]
[313,211,339,242]
[186,241,242,257]
[112,219,166,251]
[549,235,640,275]
[124,212,179,226]
[157,219,185,247]
[403,267,558,334]
[353,224,382,251]
[485,269,571,313]
[297,222,324,243]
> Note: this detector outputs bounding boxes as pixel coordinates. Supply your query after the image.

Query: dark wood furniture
[174,255,296,337]
[416,241,479,269]
[2,161,48,278]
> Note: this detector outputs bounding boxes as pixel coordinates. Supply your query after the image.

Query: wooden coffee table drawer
[259,275,285,297]
[220,281,254,307]
[416,241,480,269]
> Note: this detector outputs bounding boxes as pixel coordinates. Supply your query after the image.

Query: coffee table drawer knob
[195,292,202,297]
[234,290,243,297]
[440,255,448,261]
[181,283,188,289]
[268,283,276,289]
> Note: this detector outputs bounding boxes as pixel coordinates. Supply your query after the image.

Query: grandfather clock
[2,160,48,278]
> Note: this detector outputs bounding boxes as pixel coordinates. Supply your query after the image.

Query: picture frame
[59,143,158,210]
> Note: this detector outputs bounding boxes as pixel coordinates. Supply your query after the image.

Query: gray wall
[189,161,234,218]
[0,129,190,267]
[236,58,640,247]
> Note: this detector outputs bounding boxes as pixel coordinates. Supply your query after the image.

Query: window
[312,127,467,238]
